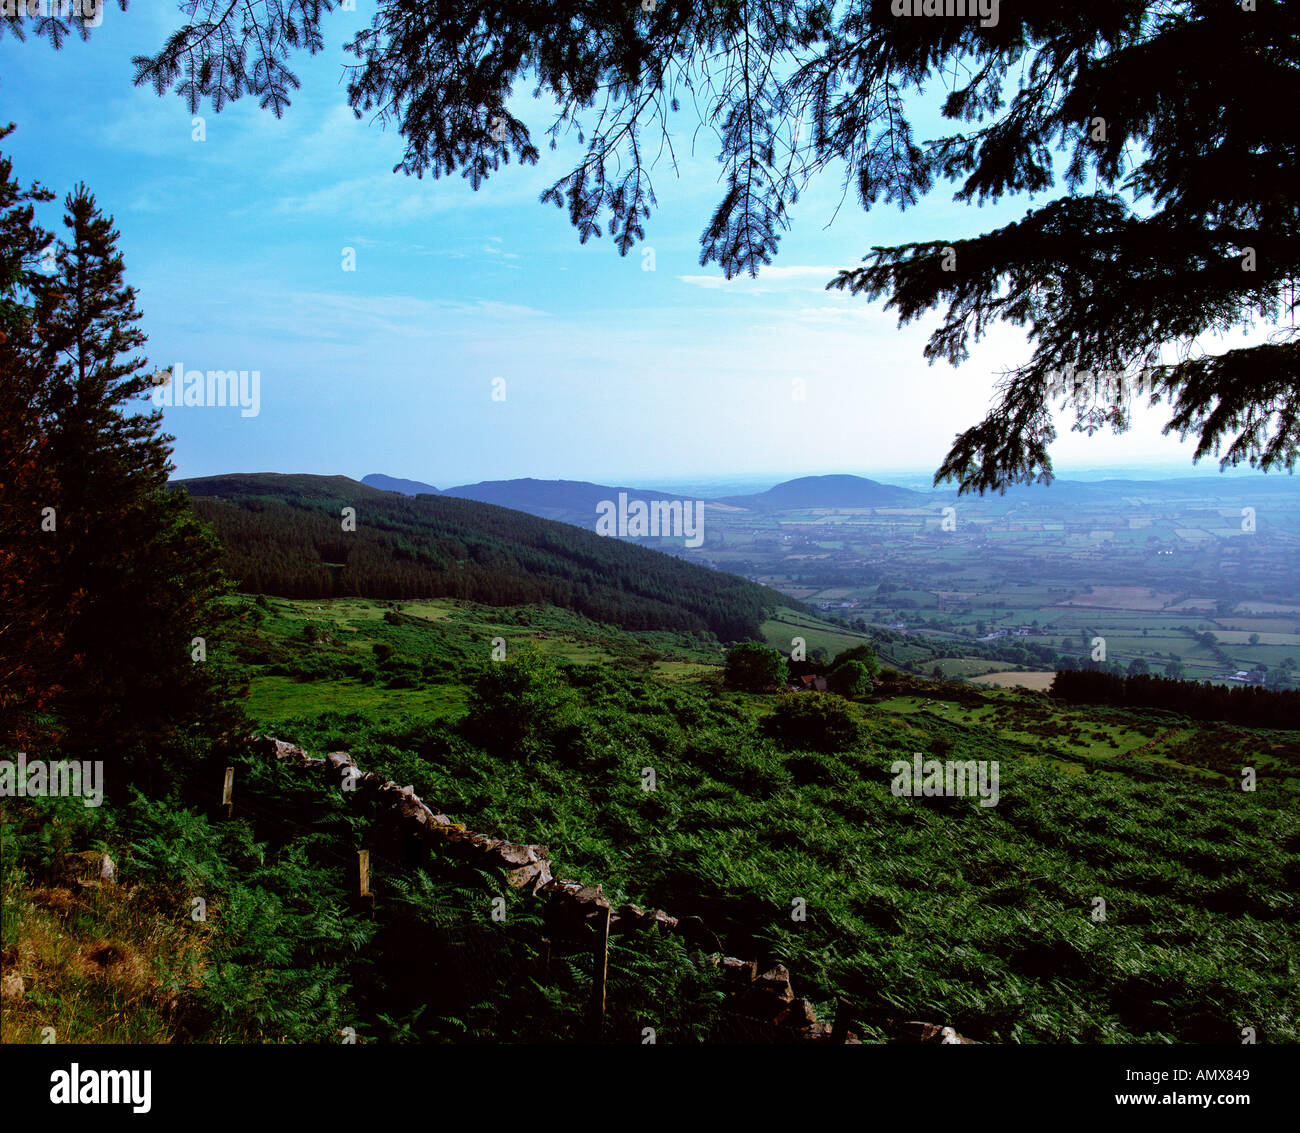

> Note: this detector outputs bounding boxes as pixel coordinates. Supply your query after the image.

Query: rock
[504,862,552,891]
[754,964,795,1002]
[774,998,818,1028]
[498,842,545,867]
[706,955,757,987]
[1,970,23,1001]
[893,1020,943,1043]
[616,903,647,928]
[890,1019,977,1044]
[677,915,720,952]
[55,850,113,887]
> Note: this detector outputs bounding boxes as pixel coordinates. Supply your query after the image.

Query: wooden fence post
[831,997,853,1043]
[356,849,374,916]
[220,767,234,820]
[590,905,610,1038]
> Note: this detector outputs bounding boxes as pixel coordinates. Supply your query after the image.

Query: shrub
[461,647,583,761]
[724,642,788,691]
[828,659,872,698]
[762,693,864,753]
[832,643,879,678]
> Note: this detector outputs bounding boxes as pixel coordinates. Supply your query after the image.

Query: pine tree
[0,123,74,739]
[24,180,242,794]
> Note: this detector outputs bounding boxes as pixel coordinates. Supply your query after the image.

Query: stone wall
[257,736,977,1044]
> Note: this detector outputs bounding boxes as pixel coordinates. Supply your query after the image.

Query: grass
[971,671,1058,691]
[244,674,467,727]
[10,596,1297,1044]
[760,609,885,662]
[1,818,206,1044]
[219,601,1300,1042]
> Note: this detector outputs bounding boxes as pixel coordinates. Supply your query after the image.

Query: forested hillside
[177,474,799,641]
[1051,669,1300,730]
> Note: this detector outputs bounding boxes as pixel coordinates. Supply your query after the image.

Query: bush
[461,647,583,761]
[832,643,879,678]
[724,642,788,691]
[762,693,864,753]
[828,659,872,698]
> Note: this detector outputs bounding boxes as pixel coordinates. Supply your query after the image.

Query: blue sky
[0,4,1275,489]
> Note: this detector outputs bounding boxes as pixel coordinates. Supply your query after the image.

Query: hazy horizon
[176,461,1294,501]
[8,10,1287,490]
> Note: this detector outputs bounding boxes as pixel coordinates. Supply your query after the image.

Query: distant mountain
[363,470,1294,521]
[438,478,699,529]
[362,473,440,496]
[992,476,1299,503]
[175,473,797,640]
[723,474,928,509]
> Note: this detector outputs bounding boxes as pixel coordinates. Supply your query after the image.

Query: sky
[0,3,1283,490]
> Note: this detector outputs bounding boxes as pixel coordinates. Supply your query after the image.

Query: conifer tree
[8,170,242,793]
[0,124,69,737]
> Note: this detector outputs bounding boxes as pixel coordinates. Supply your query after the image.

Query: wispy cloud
[676,264,845,294]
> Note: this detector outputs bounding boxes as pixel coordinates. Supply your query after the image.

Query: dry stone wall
[257,736,977,1044]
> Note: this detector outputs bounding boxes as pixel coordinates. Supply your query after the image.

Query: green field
[12,595,1296,1046]
[204,597,1299,1041]
[760,608,878,659]
[223,595,727,725]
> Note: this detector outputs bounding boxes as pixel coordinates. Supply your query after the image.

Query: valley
[6,0,1299,1090]
[7,470,1298,1049]
[365,469,1300,688]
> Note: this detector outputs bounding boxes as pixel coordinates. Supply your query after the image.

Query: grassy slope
[9,597,1295,1044]
[220,595,725,726]
[213,597,1299,1043]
